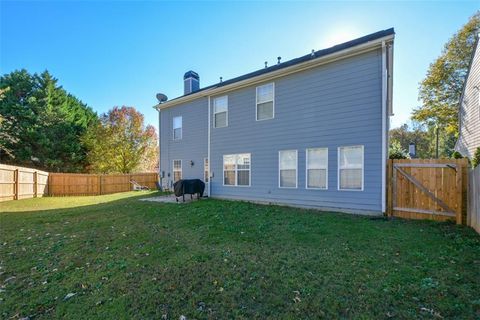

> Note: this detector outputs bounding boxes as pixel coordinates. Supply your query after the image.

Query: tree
[0,69,98,171]
[412,12,480,135]
[389,122,431,158]
[0,88,17,159]
[84,106,158,173]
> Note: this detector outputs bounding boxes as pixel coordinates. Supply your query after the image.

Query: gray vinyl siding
[159,49,385,214]
[456,43,480,159]
[159,98,208,188]
[210,49,383,213]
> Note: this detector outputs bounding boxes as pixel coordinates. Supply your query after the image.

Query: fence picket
[0,164,158,201]
[388,159,468,223]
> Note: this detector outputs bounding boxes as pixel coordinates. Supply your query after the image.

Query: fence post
[34,171,38,198]
[98,175,102,195]
[456,163,463,225]
[386,159,392,216]
[47,174,51,196]
[14,169,19,200]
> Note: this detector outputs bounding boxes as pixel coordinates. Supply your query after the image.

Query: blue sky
[1,1,478,132]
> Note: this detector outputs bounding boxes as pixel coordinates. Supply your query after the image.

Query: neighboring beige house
[455,38,480,159]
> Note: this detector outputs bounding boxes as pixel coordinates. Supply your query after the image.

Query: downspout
[381,41,387,214]
[158,108,162,190]
[207,96,211,197]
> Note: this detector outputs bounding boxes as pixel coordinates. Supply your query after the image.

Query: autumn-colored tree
[412,12,479,135]
[84,106,158,173]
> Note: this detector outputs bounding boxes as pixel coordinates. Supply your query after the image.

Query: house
[155,28,394,214]
[455,37,480,159]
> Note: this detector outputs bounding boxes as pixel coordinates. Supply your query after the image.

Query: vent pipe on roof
[311,49,315,57]
[184,71,200,95]
[264,61,268,68]
[220,77,223,83]
[277,57,281,64]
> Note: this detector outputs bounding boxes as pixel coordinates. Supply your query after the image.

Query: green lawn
[1,192,479,319]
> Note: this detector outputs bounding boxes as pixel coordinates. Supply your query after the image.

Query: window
[223,153,251,186]
[213,96,228,128]
[204,158,209,182]
[338,146,364,191]
[173,160,182,182]
[306,148,328,189]
[256,83,274,121]
[173,116,182,140]
[279,150,297,188]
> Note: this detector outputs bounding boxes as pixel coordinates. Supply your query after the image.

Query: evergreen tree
[0,69,98,171]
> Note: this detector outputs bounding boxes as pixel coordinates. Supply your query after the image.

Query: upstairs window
[256,83,274,121]
[338,146,364,191]
[306,148,328,189]
[213,96,228,128]
[173,160,182,182]
[173,116,182,140]
[279,150,297,188]
[223,153,251,186]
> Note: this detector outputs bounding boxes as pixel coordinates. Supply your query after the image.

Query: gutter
[381,41,387,214]
[207,96,211,197]
[155,34,394,111]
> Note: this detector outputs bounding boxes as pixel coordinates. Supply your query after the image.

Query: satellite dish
[156,93,168,103]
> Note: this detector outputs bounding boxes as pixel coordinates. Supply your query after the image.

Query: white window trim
[278,149,298,189]
[213,95,228,128]
[305,148,328,190]
[337,145,364,191]
[255,82,275,121]
[222,153,251,187]
[173,159,182,181]
[173,116,182,140]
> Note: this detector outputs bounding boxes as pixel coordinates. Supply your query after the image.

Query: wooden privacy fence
[0,164,158,201]
[387,159,469,224]
[48,172,159,196]
[0,164,49,202]
[467,166,480,233]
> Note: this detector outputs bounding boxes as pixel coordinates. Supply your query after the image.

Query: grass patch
[1,192,479,319]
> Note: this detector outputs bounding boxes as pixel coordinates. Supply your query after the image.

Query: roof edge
[155,28,395,110]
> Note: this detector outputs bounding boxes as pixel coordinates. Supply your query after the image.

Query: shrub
[451,151,464,159]
[389,140,410,159]
[472,147,480,168]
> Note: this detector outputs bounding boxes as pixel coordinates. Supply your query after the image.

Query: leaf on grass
[64,292,76,300]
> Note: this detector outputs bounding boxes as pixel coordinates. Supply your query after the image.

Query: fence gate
[387,159,468,224]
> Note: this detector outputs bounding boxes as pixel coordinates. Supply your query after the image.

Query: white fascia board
[155,34,395,111]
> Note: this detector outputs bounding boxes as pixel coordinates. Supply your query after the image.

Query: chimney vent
[264,61,268,68]
[184,71,200,95]
[277,56,281,64]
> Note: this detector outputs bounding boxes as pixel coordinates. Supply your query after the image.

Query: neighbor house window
[173,116,182,140]
[306,148,328,189]
[279,150,297,188]
[173,160,182,182]
[338,146,364,191]
[256,83,274,121]
[223,153,250,186]
[213,96,228,128]
[204,158,209,182]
